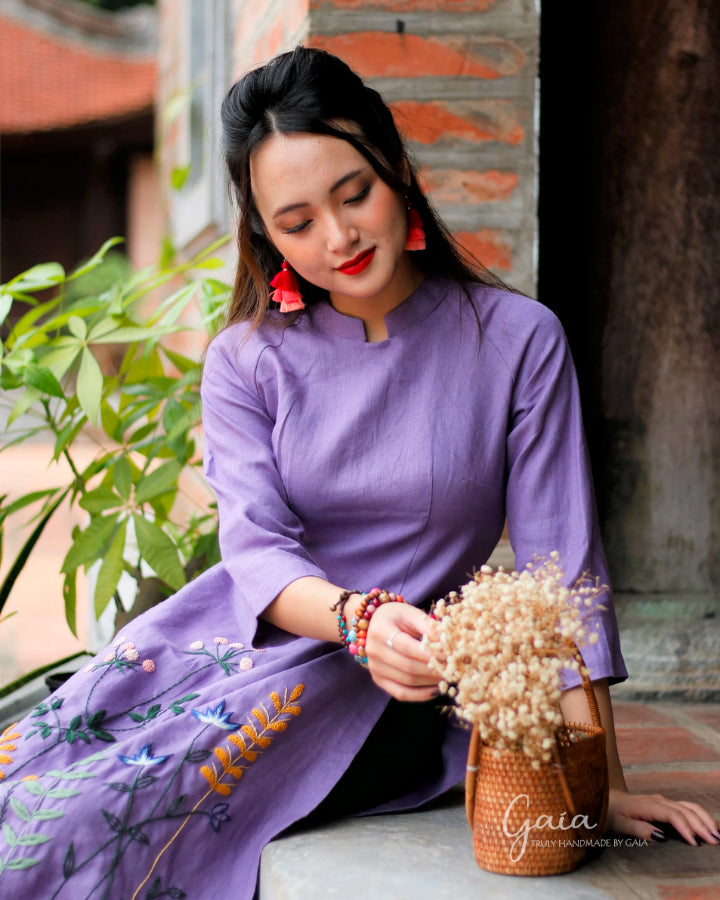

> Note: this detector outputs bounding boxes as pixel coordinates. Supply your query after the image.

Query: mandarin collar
[307,277,450,341]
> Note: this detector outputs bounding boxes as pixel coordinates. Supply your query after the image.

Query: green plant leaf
[91,324,180,344]
[77,348,103,424]
[113,457,133,501]
[0,488,69,616]
[0,489,61,527]
[61,513,118,575]
[40,340,82,382]
[21,363,64,398]
[7,386,42,426]
[133,514,184,590]
[135,461,182,505]
[171,165,191,190]
[68,237,124,280]
[94,518,127,619]
[53,418,85,462]
[8,262,65,292]
[79,488,122,515]
[63,572,78,637]
[67,316,87,341]
[0,291,12,326]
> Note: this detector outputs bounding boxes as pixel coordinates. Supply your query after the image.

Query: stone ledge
[259,791,618,899]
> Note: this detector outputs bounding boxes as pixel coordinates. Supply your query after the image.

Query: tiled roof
[0,14,156,134]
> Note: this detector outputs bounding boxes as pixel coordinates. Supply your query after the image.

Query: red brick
[617,727,720,766]
[311,0,497,10]
[624,769,720,815]
[421,167,518,204]
[612,702,675,727]
[310,33,525,79]
[456,230,512,271]
[394,100,524,146]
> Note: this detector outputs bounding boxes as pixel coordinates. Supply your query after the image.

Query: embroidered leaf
[227,766,243,780]
[240,748,257,763]
[228,733,246,751]
[102,810,125,834]
[63,843,75,878]
[252,707,268,729]
[199,765,231,796]
[267,720,288,732]
[40,726,53,739]
[6,857,39,869]
[185,749,210,764]
[108,782,132,793]
[270,691,282,712]
[46,787,80,799]
[167,888,187,898]
[10,798,31,822]
[89,729,116,744]
[86,710,107,728]
[128,825,149,844]
[17,833,50,846]
[170,705,183,715]
[283,706,302,716]
[288,684,304,702]
[31,704,49,718]
[129,712,146,723]
[257,736,271,749]
[135,775,158,790]
[214,747,231,769]
[179,693,200,703]
[22,780,45,796]
[146,704,161,720]
[147,875,163,899]
[165,795,187,817]
[241,724,258,742]
[2,822,17,846]
[51,697,64,711]
[59,770,97,780]
[69,716,81,731]
[32,809,64,820]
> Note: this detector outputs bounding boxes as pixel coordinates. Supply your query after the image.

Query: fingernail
[651,830,667,843]
[714,830,720,841]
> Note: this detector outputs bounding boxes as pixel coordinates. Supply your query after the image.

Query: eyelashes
[282,184,372,235]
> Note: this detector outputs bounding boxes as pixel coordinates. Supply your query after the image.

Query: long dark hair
[220,46,506,329]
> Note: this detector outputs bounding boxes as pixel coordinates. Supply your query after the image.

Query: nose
[325,212,358,254]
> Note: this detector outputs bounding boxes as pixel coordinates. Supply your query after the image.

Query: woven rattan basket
[465,664,608,876]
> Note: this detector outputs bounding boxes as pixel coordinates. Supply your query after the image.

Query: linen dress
[0,278,627,898]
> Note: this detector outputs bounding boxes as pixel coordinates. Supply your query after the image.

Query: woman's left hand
[606,787,720,845]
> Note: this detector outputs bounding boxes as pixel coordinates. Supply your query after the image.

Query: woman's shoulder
[205,314,291,370]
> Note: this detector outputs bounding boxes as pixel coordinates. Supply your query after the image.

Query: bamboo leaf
[77,348,103,424]
[132,514,184,590]
[94,518,127,619]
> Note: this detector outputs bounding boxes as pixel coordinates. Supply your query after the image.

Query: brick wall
[159,0,538,294]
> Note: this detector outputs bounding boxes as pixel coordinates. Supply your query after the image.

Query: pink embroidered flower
[122,642,136,651]
[214,637,229,645]
[104,653,114,662]
[239,657,253,671]
[230,642,244,649]
[142,659,156,673]
[189,640,204,650]
[84,664,95,673]
[114,635,126,647]
[124,648,140,662]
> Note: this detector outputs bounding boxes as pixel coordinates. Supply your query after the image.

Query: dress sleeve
[200,333,328,619]
[504,308,628,687]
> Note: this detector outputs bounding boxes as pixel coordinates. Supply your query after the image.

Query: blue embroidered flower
[209,802,231,833]
[117,743,169,767]
[191,700,240,731]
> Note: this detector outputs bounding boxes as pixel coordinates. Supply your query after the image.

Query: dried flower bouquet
[426,553,604,767]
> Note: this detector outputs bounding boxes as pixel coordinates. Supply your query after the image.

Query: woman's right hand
[362,601,442,702]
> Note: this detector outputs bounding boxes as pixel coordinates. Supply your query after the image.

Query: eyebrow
[271,168,367,219]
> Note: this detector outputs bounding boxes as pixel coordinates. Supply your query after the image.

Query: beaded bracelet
[330,589,363,645]
[334,588,405,667]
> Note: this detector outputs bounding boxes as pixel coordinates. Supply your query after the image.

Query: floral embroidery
[239,658,253,671]
[214,637,229,645]
[142,659,156,673]
[185,638,257,676]
[191,701,240,731]
[117,744,169,767]
[0,724,20,780]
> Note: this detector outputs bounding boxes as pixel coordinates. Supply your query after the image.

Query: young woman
[0,46,716,899]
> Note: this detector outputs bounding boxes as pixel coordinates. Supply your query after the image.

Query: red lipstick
[337,247,375,275]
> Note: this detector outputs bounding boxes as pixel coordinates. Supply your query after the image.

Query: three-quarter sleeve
[504,306,627,686]
[200,332,328,619]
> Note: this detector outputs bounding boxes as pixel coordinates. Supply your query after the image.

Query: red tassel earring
[270,260,305,313]
[405,204,426,251]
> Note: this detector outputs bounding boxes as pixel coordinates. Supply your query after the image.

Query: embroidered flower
[114,635,126,646]
[208,801,231,833]
[104,653,114,662]
[214,637,229,645]
[189,640,204,650]
[142,659,156,673]
[239,657,254,671]
[84,664,95,673]
[230,642,244,649]
[124,648,140,662]
[0,723,20,779]
[191,700,240,731]
[117,743,169,767]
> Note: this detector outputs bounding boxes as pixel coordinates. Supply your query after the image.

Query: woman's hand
[606,788,720,845]
[363,602,441,702]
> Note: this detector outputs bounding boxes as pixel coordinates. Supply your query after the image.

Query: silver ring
[386,629,400,650]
